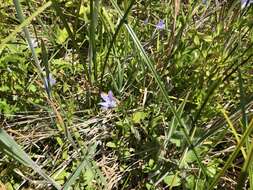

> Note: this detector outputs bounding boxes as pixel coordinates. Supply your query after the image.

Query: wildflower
[143,18,149,25]
[156,19,165,30]
[98,90,117,110]
[241,0,253,9]
[45,73,56,88]
[28,38,38,48]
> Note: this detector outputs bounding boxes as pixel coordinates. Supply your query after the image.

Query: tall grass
[0,0,253,189]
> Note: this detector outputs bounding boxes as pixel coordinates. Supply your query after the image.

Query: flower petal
[98,102,110,109]
[99,90,117,109]
[101,92,110,102]
[49,74,56,86]
[108,90,114,101]
[144,18,149,25]
[241,0,253,9]
[108,100,117,108]
[156,19,165,30]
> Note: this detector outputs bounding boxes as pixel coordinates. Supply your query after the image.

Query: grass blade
[51,0,89,83]
[13,0,50,98]
[89,0,98,83]
[62,157,88,190]
[0,1,52,51]
[165,92,189,148]
[109,0,208,180]
[0,128,61,189]
[209,117,253,189]
[221,108,247,159]
[238,68,253,188]
[238,69,248,128]
[100,0,135,87]
[236,136,253,190]
[41,39,52,98]
[62,142,106,189]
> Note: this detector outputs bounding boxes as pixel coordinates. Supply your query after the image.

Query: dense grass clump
[1,0,253,189]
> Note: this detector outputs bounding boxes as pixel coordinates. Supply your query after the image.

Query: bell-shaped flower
[98,90,117,110]
[241,0,253,9]
[156,19,165,30]
[45,73,56,89]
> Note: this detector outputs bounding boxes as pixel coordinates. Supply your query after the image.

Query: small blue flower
[98,90,117,110]
[31,38,38,48]
[241,0,253,9]
[45,73,56,88]
[202,0,207,4]
[156,19,165,30]
[27,38,38,48]
[144,18,149,25]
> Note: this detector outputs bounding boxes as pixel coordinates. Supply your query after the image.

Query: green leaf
[164,174,181,187]
[186,175,205,190]
[28,84,37,92]
[84,168,94,189]
[53,170,70,185]
[170,138,181,147]
[184,146,208,165]
[194,35,200,46]
[202,35,213,43]
[132,111,148,124]
[184,150,197,164]
[106,141,117,148]
[56,27,69,44]
[6,182,14,190]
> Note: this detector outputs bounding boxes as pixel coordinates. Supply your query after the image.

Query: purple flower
[241,0,253,9]
[144,18,149,25]
[156,19,165,30]
[45,73,56,88]
[31,38,38,48]
[98,90,117,110]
